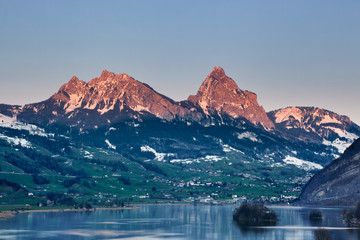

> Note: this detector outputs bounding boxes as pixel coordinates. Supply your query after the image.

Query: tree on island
[233,203,278,228]
[309,210,323,221]
[343,201,360,226]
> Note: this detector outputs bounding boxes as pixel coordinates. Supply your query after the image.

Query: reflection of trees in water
[345,228,360,240]
[342,202,360,239]
[232,221,271,234]
[310,219,324,230]
[314,228,332,240]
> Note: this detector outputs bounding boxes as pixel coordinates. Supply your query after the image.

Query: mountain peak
[195,67,238,100]
[69,76,80,83]
[100,69,116,79]
[187,67,275,130]
[209,66,226,79]
[54,75,86,102]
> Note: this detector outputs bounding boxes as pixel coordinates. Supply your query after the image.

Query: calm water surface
[0,205,359,240]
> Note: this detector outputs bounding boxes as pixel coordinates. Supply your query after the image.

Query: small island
[309,210,323,221]
[343,202,360,226]
[233,203,278,227]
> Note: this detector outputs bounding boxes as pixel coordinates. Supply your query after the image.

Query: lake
[0,205,359,240]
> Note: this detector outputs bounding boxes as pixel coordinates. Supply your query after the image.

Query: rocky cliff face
[188,67,274,130]
[298,138,360,205]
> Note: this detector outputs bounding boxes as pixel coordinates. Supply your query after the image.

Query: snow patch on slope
[323,139,353,154]
[170,155,225,164]
[105,140,116,150]
[324,127,358,141]
[204,155,223,161]
[283,155,323,171]
[0,134,31,148]
[83,150,93,159]
[97,102,116,115]
[64,94,83,113]
[219,139,244,153]
[140,145,175,162]
[0,114,53,137]
[321,127,358,154]
[236,132,259,142]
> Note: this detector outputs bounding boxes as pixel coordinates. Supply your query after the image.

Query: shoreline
[0,206,139,220]
[1,203,351,220]
[0,211,15,220]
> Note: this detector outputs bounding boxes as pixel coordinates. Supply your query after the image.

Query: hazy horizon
[1,0,359,124]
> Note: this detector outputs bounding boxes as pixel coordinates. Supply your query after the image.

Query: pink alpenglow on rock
[188,67,275,130]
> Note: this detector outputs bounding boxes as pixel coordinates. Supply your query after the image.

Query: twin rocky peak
[46,66,274,129]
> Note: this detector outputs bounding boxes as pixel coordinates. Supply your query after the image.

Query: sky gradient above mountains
[1,0,359,124]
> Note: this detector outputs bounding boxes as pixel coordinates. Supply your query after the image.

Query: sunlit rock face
[0,67,360,180]
[1,67,275,129]
[188,67,275,130]
[51,69,193,120]
[268,107,360,155]
[13,70,200,128]
[1,67,359,154]
[298,138,360,206]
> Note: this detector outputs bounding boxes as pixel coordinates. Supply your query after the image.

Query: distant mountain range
[1,67,273,130]
[1,67,358,158]
[0,67,359,203]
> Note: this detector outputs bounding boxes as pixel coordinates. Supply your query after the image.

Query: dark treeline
[0,179,25,192]
[122,152,167,176]
[3,150,87,178]
[118,176,131,185]
[0,127,71,154]
[88,158,128,172]
[32,174,50,185]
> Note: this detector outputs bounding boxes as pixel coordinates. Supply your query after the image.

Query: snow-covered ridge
[271,107,359,154]
[273,107,344,126]
[274,107,303,123]
[0,114,53,137]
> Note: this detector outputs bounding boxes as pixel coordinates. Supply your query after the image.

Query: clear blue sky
[1,0,359,124]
